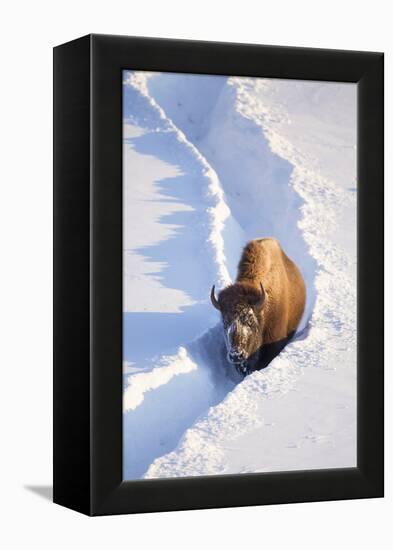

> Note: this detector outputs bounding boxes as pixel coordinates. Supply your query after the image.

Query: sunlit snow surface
[122,71,357,480]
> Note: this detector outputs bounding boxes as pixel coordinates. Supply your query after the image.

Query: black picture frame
[53,34,384,516]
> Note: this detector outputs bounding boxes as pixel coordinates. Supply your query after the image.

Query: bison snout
[228,350,246,364]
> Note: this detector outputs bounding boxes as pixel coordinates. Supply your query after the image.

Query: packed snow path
[123,72,357,479]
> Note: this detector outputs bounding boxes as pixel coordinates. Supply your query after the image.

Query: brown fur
[214,238,306,373]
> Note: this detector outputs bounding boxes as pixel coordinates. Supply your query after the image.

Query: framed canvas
[53,34,384,516]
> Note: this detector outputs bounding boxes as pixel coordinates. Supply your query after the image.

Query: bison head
[210,282,265,376]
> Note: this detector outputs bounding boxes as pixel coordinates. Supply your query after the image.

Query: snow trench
[123,72,357,479]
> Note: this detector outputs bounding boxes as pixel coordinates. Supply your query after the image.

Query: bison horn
[210,285,220,310]
[252,283,265,310]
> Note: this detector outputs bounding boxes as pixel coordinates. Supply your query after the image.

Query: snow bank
[146,73,317,323]
[123,347,197,411]
[123,72,237,478]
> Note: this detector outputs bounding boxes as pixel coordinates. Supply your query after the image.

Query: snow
[122,70,357,480]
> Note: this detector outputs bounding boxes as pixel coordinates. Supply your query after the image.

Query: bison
[210,238,306,376]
